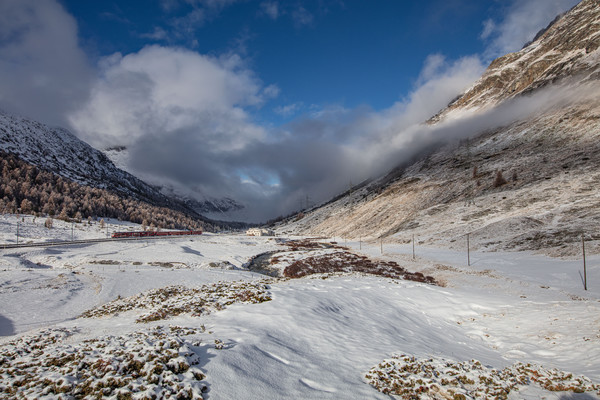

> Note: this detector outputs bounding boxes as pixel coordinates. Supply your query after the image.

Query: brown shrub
[283,251,437,285]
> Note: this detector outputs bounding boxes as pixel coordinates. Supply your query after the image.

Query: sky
[0,0,581,222]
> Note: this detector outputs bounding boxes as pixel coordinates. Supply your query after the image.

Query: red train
[111,230,203,239]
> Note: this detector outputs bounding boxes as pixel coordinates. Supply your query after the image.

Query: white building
[246,228,275,236]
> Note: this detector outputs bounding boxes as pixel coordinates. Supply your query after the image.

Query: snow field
[0,214,138,244]
[0,219,599,399]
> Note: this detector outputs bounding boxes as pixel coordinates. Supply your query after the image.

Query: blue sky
[63,0,499,120]
[0,0,581,221]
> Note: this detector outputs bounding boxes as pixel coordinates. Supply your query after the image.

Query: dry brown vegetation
[80,280,273,322]
[282,250,437,284]
[366,355,600,399]
[0,327,208,399]
[282,239,345,251]
[0,151,208,230]
[272,239,437,284]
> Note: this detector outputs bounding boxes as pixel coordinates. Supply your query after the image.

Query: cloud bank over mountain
[0,0,92,128]
[0,0,583,222]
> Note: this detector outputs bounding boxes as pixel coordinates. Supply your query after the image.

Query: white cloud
[170,8,207,37]
[0,0,92,127]
[417,54,447,83]
[140,26,169,41]
[260,1,280,20]
[69,45,267,150]
[482,0,580,58]
[390,54,486,129]
[67,43,487,222]
[480,18,496,40]
[292,6,314,27]
[167,0,241,41]
[274,103,303,117]
[262,84,281,99]
[346,54,487,175]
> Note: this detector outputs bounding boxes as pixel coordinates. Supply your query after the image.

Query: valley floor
[0,217,599,399]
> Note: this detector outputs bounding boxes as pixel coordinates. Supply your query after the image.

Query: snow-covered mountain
[0,110,198,216]
[278,0,600,257]
[103,146,244,215]
[431,0,600,123]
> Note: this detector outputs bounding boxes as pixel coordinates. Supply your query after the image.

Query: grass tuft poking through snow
[366,354,600,399]
[80,280,273,322]
[0,326,209,399]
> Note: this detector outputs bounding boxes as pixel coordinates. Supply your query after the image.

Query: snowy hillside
[278,0,600,258]
[0,110,195,214]
[431,0,600,122]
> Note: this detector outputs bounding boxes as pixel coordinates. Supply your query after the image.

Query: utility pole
[16,210,20,245]
[582,233,587,291]
[412,234,415,260]
[467,233,471,266]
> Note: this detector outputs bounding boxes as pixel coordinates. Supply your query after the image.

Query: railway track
[0,235,193,250]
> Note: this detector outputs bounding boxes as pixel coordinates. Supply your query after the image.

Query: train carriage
[111,230,202,239]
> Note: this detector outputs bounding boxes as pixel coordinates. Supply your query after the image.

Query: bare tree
[493,170,507,187]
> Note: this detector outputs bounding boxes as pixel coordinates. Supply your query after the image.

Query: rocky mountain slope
[0,111,171,207]
[278,0,600,257]
[0,110,220,227]
[431,0,600,123]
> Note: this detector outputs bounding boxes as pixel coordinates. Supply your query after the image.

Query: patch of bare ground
[282,251,437,285]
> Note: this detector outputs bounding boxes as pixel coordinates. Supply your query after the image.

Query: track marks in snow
[255,346,290,365]
[299,378,337,393]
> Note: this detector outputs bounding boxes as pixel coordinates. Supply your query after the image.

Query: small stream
[244,251,283,277]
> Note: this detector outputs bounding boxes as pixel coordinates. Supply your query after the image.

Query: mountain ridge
[277,0,600,256]
[0,110,178,209]
[430,0,600,123]
[0,109,244,230]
